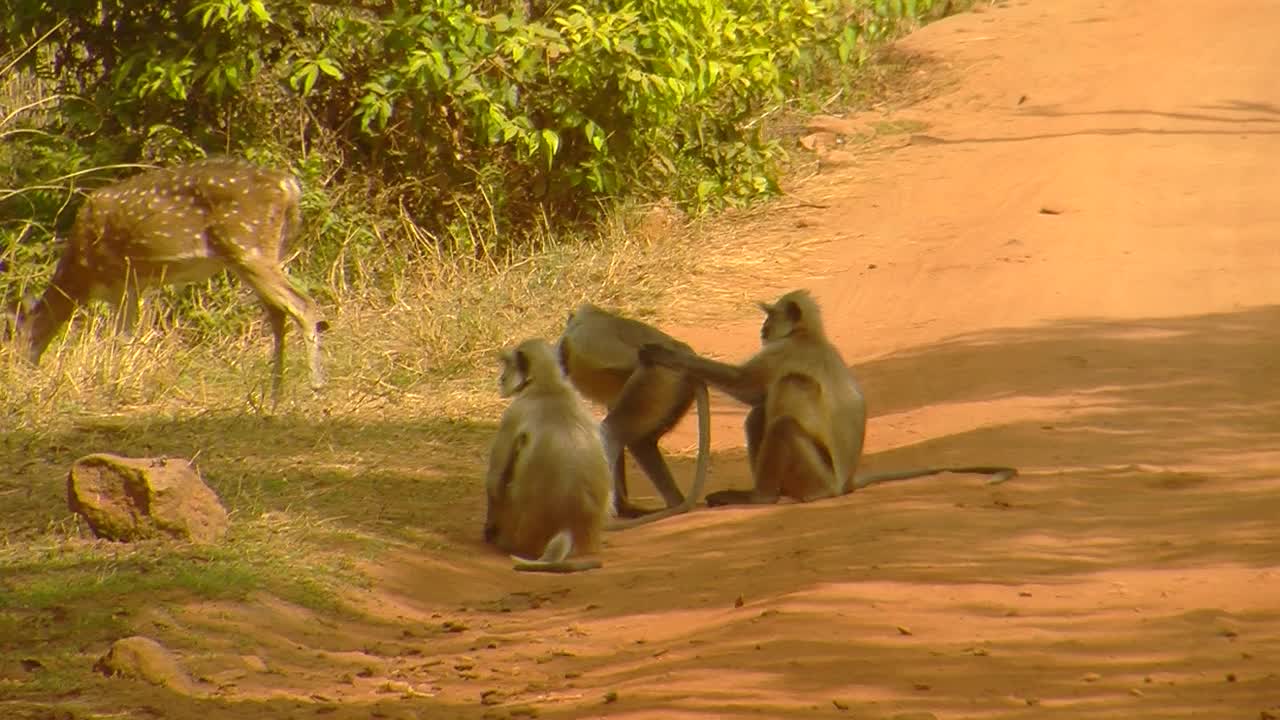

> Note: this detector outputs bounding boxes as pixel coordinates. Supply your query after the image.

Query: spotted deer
[13,158,328,404]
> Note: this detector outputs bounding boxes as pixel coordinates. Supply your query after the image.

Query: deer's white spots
[19,159,321,391]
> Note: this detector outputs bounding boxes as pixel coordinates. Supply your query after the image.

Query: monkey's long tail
[606,381,712,531]
[853,466,1018,490]
[511,556,603,573]
[511,529,603,573]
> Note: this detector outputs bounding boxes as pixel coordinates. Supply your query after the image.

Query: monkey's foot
[615,501,664,518]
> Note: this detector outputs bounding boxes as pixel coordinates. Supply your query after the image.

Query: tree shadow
[6,304,1279,718]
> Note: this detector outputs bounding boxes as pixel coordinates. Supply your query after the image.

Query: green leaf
[301,65,319,95]
[540,128,560,168]
[248,0,272,23]
[316,58,343,79]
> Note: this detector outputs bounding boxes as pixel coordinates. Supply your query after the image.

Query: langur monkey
[484,338,612,573]
[638,290,1016,506]
[558,304,711,530]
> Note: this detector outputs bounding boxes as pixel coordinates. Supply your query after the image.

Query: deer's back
[65,159,302,289]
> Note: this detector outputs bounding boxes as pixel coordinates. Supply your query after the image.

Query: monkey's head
[497,347,530,398]
[497,338,564,397]
[758,289,823,343]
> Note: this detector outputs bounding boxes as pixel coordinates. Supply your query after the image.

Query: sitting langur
[558,304,710,529]
[638,289,1016,506]
[484,338,612,572]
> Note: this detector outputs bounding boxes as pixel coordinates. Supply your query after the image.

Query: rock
[799,132,839,152]
[241,654,268,673]
[68,454,228,544]
[95,636,197,693]
[632,199,685,243]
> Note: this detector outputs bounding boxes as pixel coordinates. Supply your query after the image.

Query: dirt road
[363,1,1280,717]
[60,1,1280,718]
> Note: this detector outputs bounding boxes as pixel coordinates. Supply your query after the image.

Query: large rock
[67,454,228,544]
[94,636,199,694]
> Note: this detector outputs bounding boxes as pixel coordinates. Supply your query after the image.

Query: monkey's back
[561,304,696,407]
[504,389,611,556]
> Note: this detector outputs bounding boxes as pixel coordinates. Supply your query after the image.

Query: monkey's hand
[637,343,677,367]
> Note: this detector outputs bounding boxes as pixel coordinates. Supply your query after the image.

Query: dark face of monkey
[758,299,799,342]
[759,290,818,343]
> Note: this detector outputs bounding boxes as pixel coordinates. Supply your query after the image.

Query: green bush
[2,0,936,279]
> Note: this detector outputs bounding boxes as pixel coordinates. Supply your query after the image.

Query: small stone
[241,655,268,673]
[1082,672,1102,682]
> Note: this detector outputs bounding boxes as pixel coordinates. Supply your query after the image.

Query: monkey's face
[759,294,806,342]
[497,351,527,398]
[759,302,795,342]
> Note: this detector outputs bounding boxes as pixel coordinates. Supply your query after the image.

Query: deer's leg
[264,304,287,407]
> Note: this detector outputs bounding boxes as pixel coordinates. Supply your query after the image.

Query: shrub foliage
[2,0,937,283]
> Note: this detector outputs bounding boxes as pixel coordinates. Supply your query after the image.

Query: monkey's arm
[485,424,525,492]
[637,343,766,406]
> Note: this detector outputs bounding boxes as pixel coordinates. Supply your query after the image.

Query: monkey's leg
[601,368,683,515]
[768,417,839,502]
[744,405,765,469]
[629,438,686,508]
[708,416,817,507]
[704,406,767,507]
[712,416,836,506]
[599,431,637,517]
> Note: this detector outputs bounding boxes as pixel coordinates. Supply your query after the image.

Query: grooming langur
[558,304,711,529]
[484,338,612,572]
[638,290,1016,506]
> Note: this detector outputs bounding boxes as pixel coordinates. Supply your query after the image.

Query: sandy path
[511,0,1280,716]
